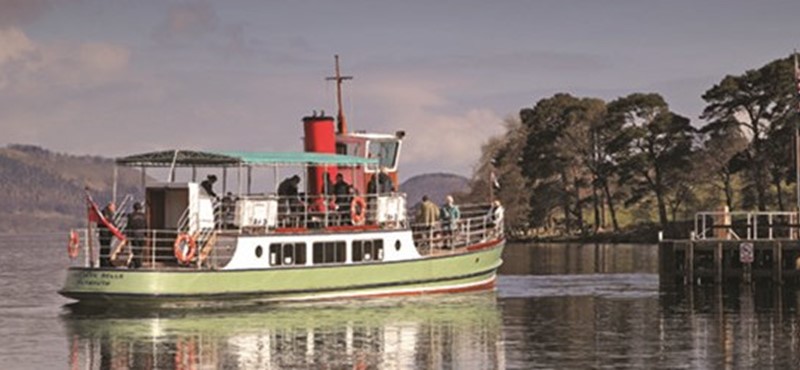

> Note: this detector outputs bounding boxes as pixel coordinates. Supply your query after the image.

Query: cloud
[401,108,503,176]
[356,77,504,176]
[0,28,41,90]
[152,1,219,45]
[0,0,52,29]
[0,27,134,152]
[0,27,35,64]
[0,27,131,94]
[77,42,130,74]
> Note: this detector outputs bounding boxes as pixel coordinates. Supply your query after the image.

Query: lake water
[2,235,800,369]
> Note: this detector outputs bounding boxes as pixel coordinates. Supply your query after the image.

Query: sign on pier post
[739,242,754,264]
[740,242,754,284]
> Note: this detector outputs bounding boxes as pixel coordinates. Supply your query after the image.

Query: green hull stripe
[61,269,497,303]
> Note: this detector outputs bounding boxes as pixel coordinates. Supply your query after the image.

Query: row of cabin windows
[270,243,306,266]
[268,240,384,266]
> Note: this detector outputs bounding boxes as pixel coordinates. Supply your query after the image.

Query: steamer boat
[59,57,505,306]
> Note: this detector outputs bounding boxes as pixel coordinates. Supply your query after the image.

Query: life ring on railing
[173,233,197,264]
[67,230,80,259]
[351,196,367,225]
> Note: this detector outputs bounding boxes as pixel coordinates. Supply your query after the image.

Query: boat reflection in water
[61,292,503,369]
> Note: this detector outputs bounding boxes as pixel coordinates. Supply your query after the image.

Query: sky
[1,0,799,180]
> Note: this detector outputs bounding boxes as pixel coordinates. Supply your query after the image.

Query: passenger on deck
[416,195,440,247]
[278,175,301,198]
[333,174,353,224]
[489,200,504,229]
[200,174,218,198]
[367,167,395,195]
[278,175,303,221]
[126,202,147,268]
[440,195,461,248]
[221,192,236,228]
[98,202,116,267]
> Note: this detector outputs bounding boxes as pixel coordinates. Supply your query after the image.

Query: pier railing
[693,211,800,241]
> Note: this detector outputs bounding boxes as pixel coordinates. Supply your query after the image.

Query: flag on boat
[490,171,500,190]
[85,190,126,241]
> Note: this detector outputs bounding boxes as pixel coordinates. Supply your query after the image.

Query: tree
[607,93,697,229]
[698,120,748,211]
[467,116,531,229]
[520,94,597,234]
[701,56,798,211]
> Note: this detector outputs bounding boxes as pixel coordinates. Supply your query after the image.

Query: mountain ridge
[0,144,470,234]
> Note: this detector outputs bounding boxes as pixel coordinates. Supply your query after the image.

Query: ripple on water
[497,273,659,299]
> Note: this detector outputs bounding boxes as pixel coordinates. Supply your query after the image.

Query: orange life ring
[67,230,80,259]
[351,196,367,225]
[173,233,197,264]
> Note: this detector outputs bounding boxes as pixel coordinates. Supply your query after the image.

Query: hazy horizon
[1,0,798,180]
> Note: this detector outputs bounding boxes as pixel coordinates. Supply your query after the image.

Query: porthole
[395,240,401,251]
[255,245,263,258]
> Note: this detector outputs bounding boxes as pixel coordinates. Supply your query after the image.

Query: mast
[326,55,353,134]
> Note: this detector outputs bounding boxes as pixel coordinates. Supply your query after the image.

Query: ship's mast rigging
[326,55,353,134]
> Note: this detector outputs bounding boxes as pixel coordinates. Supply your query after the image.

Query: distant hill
[400,173,470,207]
[0,144,142,234]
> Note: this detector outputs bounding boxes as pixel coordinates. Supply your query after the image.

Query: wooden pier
[659,210,800,286]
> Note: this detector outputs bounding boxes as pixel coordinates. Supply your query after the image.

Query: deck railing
[66,199,503,269]
[410,203,503,256]
[693,210,800,241]
[68,228,233,270]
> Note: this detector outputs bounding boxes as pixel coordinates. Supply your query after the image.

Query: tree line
[465,55,800,237]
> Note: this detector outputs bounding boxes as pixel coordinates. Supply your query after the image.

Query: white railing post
[769,214,773,240]
[151,230,156,268]
[754,213,758,240]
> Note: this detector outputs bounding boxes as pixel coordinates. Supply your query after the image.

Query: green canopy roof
[216,151,377,166]
[115,150,377,167]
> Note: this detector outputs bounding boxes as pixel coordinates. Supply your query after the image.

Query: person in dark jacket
[126,202,147,268]
[200,174,218,198]
[278,175,302,219]
[367,167,395,195]
[333,174,353,224]
[98,202,116,267]
[278,175,301,198]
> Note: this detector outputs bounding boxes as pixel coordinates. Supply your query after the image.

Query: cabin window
[336,143,347,155]
[352,239,384,263]
[312,241,346,265]
[337,142,362,157]
[270,243,306,266]
[367,140,398,169]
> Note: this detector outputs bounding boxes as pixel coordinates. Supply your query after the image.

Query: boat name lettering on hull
[75,271,124,287]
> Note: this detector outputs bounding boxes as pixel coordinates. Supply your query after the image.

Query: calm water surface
[2,236,800,369]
